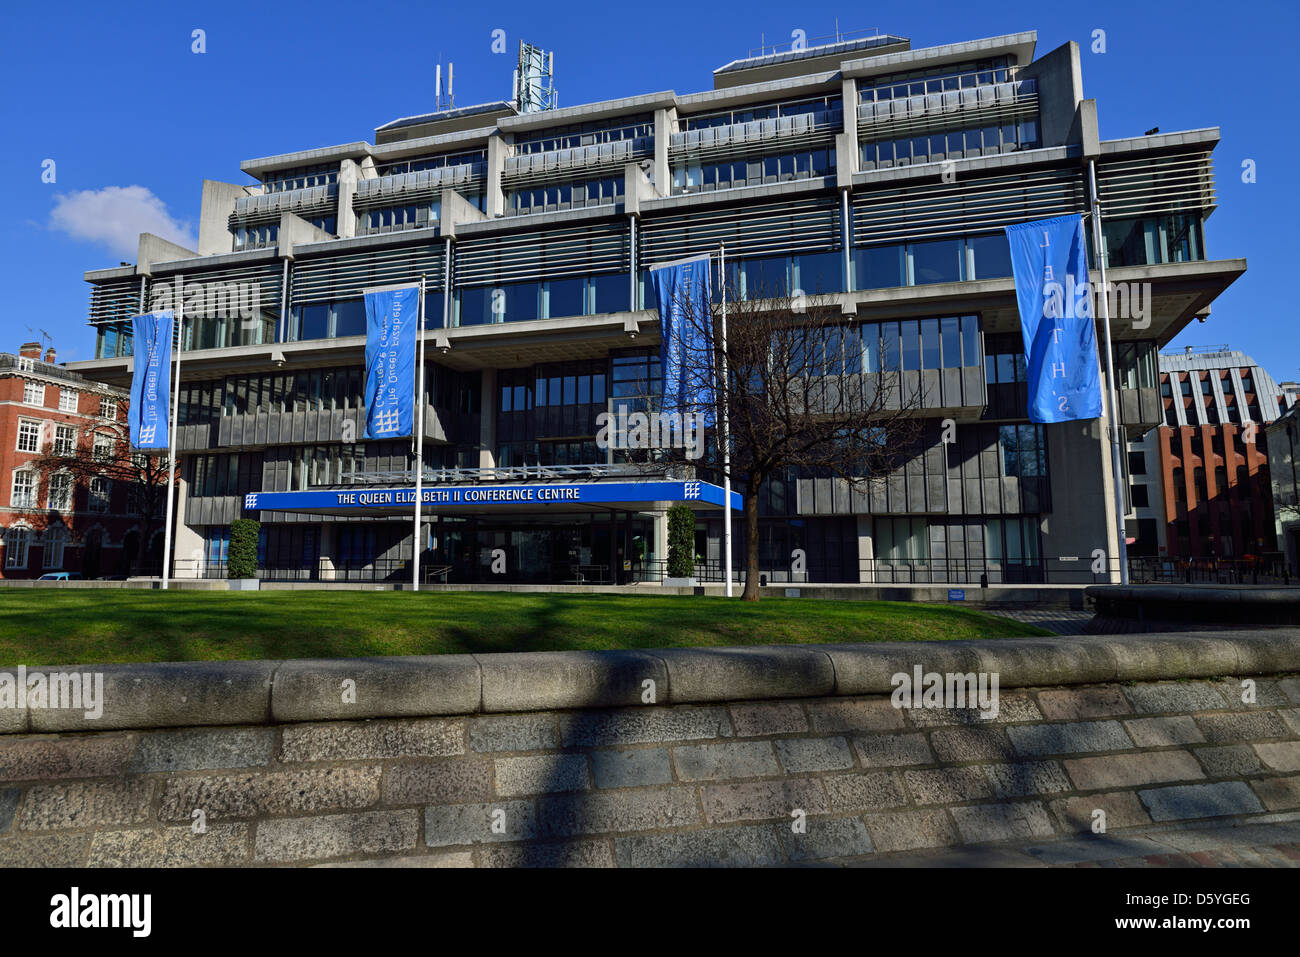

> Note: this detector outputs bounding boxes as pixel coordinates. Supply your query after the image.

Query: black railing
[1127,556,1293,586]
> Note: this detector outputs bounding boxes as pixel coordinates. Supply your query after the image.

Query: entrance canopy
[244,479,741,517]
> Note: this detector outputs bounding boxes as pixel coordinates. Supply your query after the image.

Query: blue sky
[1,0,1296,379]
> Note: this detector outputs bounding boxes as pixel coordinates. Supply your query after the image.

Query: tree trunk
[741,481,762,601]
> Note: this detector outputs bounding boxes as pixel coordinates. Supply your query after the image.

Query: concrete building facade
[65,30,1242,585]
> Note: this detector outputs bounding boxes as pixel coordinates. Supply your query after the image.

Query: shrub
[227,519,260,579]
[667,504,696,578]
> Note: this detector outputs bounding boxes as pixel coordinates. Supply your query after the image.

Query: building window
[53,425,76,456]
[92,433,116,463]
[986,517,1041,565]
[99,397,118,419]
[11,472,36,508]
[59,389,78,412]
[23,380,45,406]
[43,526,67,569]
[1130,484,1150,508]
[48,473,73,511]
[5,527,30,568]
[89,477,111,512]
[874,516,930,563]
[998,424,1047,479]
[1128,450,1147,475]
[16,418,41,453]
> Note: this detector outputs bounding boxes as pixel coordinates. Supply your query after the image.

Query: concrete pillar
[653,108,676,196]
[857,514,874,583]
[486,135,507,218]
[479,368,497,468]
[337,160,359,239]
[172,477,204,579]
[1043,416,1121,582]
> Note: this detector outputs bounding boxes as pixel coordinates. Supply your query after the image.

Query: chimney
[18,342,41,359]
[43,347,56,364]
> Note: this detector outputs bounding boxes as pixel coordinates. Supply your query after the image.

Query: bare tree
[29,423,176,575]
[651,277,926,600]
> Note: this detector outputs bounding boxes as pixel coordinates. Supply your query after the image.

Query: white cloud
[49,185,196,259]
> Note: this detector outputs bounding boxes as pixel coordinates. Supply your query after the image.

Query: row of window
[177,363,480,423]
[682,95,842,131]
[672,149,835,195]
[261,164,338,194]
[234,215,337,250]
[378,150,486,177]
[18,381,115,415]
[16,418,119,458]
[859,58,1013,103]
[873,513,1039,563]
[10,471,112,512]
[3,524,72,569]
[860,119,1040,169]
[513,117,654,155]
[792,315,982,376]
[507,177,625,215]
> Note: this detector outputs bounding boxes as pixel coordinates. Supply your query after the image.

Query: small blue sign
[948,589,966,601]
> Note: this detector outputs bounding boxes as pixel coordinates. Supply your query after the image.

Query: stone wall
[2,649,1298,867]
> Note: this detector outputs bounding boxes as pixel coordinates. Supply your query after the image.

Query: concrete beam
[136,233,199,277]
[198,180,254,256]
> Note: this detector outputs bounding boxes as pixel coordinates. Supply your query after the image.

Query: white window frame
[23,380,45,406]
[53,424,76,457]
[43,526,67,569]
[11,471,36,508]
[99,397,118,419]
[16,417,41,453]
[48,472,74,511]
[89,477,111,513]
[5,526,30,569]
[58,389,78,412]
[92,432,116,463]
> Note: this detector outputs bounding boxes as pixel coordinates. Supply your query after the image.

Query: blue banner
[650,255,714,418]
[363,285,419,440]
[1005,215,1103,423]
[128,310,172,450]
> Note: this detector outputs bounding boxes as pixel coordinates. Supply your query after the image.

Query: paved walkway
[985,608,1096,635]
[833,819,1300,867]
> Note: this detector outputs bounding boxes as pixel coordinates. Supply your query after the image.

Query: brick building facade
[0,341,150,578]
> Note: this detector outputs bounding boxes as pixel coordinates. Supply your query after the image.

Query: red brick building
[1127,347,1294,561]
[0,341,151,578]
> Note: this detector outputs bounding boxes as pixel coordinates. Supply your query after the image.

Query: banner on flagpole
[650,254,714,419]
[1005,215,1104,424]
[129,310,173,450]
[363,285,419,440]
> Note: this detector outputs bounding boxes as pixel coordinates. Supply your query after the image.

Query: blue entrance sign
[245,480,742,514]
[948,589,966,601]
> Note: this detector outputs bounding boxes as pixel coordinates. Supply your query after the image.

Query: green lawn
[0,591,1049,666]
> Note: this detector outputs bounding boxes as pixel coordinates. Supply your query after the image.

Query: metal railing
[1127,556,1292,586]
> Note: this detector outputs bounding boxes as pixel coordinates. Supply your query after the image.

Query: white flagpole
[719,243,733,598]
[1088,161,1130,585]
[413,276,428,592]
[161,279,183,590]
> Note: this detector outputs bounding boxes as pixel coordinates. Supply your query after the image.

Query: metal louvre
[1096,150,1216,219]
[503,139,651,188]
[454,224,629,287]
[856,81,1038,143]
[352,163,485,210]
[852,167,1085,245]
[232,185,337,225]
[87,277,142,325]
[150,262,283,313]
[668,112,841,164]
[640,197,842,262]
[291,243,446,306]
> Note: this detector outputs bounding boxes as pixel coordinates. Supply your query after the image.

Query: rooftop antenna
[435,57,456,112]
[512,40,557,113]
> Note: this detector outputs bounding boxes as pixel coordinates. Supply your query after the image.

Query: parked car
[36,572,83,581]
